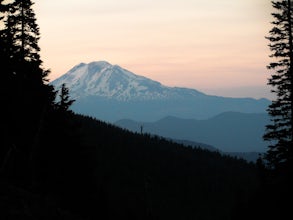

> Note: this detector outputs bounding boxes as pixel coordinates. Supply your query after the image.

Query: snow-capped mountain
[51,61,205,101]
[50,61,271,122]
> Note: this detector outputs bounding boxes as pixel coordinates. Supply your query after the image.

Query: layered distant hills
[50,61,271,153]
[51,61,270,122]
[115,112,269,153]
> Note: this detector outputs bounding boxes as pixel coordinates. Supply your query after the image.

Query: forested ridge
[1,110,261,219]
[0,0,292,219]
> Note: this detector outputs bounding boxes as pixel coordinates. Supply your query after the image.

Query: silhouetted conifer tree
[0,0,14,76]
[57,83,75,112]
[1,0,20,173]
[264,0,293,176]
[10,0,40,63]
[0,0,56,184]
[259,1,293,219]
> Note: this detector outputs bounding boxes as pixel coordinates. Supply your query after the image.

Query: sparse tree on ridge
[57,83,75,112]
[264,0,293,178]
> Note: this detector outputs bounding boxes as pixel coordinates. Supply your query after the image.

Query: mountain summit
[51,61,205,101]
[50,61,270,122]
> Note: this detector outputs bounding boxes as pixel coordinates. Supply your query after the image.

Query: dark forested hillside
[49,113,261,220]
[1,111,261,220]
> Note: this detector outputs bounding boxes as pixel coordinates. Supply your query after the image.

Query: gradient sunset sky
[33,0,272,99]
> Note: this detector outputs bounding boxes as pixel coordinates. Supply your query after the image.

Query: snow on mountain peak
[50,61,205,101]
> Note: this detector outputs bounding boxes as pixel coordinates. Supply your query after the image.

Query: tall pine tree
[264,0,293,179]
[10,0,40,63]
[0,0,56,183]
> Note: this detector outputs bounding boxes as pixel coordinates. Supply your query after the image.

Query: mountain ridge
[50,61,271,122]
[115,112,269,152]
[52,61,206,101]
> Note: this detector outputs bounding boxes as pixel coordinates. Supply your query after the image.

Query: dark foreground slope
[1,113,260,220]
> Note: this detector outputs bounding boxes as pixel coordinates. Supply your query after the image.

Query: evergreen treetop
[264,0,293,176]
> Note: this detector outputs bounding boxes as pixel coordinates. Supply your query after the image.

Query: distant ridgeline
[51,61,270,154]
[115,112,270,154]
